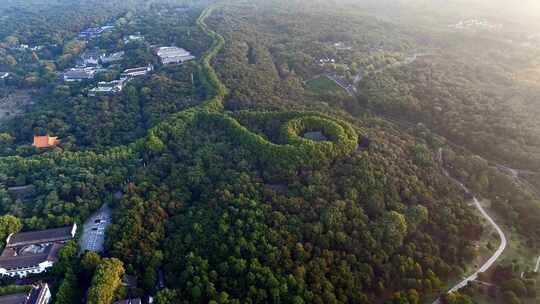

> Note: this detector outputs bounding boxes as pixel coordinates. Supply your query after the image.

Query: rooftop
[0,225,76,271]
[63,68,97,80]
[156,46,191,58]
[124,35,144,43]
[100,51,125,63]
[32,136,60,149]
[7,225,75,248]
[81,49,105,59]
[155,47,195,64]
[89,79,125,95]
[123,66,151,74]
[121,65,153,77]
[0,243,63,270]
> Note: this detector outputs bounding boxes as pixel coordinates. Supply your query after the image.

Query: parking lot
[79,204,112,253]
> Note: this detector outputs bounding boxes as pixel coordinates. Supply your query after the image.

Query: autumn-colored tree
[87,258,125,304]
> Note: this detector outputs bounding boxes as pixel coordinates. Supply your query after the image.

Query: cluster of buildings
[63,49,125,82]
[66,23,195,98]
[84,46,193,96]
[79,50,125,66]
[0,224,77,304]
[0,220,139,304]
[88,64,154,96]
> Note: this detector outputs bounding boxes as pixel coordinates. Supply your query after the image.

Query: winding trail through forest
[432,149,507,303]
[198,4,505,301]
[447,197,507,292]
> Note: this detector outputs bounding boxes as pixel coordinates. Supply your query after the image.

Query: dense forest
[0,0,538,303]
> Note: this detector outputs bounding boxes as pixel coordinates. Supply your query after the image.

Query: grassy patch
[306,75,345,95]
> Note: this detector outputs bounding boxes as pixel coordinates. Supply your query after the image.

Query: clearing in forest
[306,75,346,95]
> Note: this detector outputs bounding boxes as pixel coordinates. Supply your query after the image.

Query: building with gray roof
[0,224,76,278]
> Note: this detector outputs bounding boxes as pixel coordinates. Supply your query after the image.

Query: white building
[156,46,195,65]
[121,65,154,78]
[123,35,144,44]
[0,72,9,80]
[81,49,106,66]
[0,224,77,278]
[100,51,125,64]
[89,79,126,96]
[63,67,98,82]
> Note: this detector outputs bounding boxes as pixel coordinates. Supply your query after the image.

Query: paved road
[326,74,355,96]
[447,196,507,292]
[433,151,507,303]
[79,204,112,253]
[535,256,540,272]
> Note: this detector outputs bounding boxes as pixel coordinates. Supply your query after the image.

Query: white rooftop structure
[121,65,154,78]
[81,51,105,66]
[156,46,195,65]
[100,51,125,64]
[63,67,98,82]
[0,73,9,80]
[123,35,145,44]
[88,79,126,96]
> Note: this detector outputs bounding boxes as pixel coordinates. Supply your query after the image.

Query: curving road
[433,151,507,302]
[448,196,507,292]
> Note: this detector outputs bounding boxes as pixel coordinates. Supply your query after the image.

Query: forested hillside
[0,0,538,304]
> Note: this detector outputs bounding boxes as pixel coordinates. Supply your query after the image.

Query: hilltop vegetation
[0,2,489,303]
[1,0,539,303]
